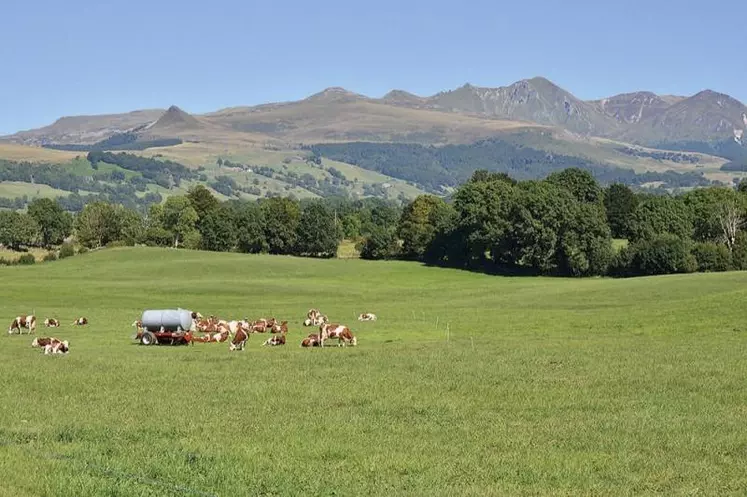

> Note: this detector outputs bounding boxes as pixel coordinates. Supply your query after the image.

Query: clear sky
[2,0,745,135]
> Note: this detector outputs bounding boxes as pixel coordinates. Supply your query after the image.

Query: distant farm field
[1,248,747,496]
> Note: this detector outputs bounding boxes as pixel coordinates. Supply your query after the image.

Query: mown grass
[1,248,747,496]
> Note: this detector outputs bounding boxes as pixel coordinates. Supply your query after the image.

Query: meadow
[1,247,747,496]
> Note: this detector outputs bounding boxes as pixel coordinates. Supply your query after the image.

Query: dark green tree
[187,185,219,220]
[628,196,693,242]
[397,195,454,260]
[27,198,73,247]
[359,224,399,260]
[260,197,300,254]
[232,201,267,253]
[603,183,638,238]
[199,205,237,252]
[295,200,342,257]
[74,201,119,248]
[546,167,602,204]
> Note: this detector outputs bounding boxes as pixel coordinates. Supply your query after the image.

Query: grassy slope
[1,248,746,496]
[0,143,81,162]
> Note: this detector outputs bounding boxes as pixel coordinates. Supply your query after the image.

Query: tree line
[3,169,747,279]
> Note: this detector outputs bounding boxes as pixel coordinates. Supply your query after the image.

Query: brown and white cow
[44,318,60,328]
[263,334,286,346]
[31,337,69,354]
[300,333,321,347]
[9,315,36,334]
[229,328,249,351]
[303,314,328,327]
[357,313,377,322]
[319,323,357,347]
[270,321,288,334]
[72,317,88,326]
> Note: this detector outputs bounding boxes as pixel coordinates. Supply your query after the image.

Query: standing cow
[319,323,357,347]
[9,315,36,334]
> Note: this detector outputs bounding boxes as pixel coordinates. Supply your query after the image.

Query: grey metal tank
[141,309,194,332]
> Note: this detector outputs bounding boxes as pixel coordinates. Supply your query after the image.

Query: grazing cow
[301,333,321,347]
[9,315,36,334]
[229,328,249,351]
[358,313,377,322]
[319,323,357,347]
[72,317,88,326]
[31,337,69,354]
[263,334,286,346]
[44,318,60,328]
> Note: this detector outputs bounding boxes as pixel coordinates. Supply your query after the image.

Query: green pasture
[0,248,746,496]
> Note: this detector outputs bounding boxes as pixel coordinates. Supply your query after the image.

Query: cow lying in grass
[44,318,60,328]
[263,334,286,346]
[9,315,36,335]
[301,333,321,347]
[32,337,69,355]
[72,317,88,326]
[358,313,377,322]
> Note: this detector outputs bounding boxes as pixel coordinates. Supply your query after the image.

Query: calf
[72,317,88,326]
[300,333,321,348]
[263,334,286,346]
[44,318,60,328]
[358,313,377,322]
[319,323,357,347]
[229,328,249,351]
[9,315,36,334]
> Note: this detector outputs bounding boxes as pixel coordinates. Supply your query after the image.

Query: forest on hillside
[308,139,716,192]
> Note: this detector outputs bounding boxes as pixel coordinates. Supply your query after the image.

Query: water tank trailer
[135,308,195,345]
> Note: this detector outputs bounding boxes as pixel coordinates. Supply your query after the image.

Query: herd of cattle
[7,309,378,355]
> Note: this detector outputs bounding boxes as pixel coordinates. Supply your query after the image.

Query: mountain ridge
[4,78,747,154]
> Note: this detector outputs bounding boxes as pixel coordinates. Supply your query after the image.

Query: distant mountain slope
[591,92,678,124]
[8,109,164,146]
[419,77,621,136]
[620,90,747,144]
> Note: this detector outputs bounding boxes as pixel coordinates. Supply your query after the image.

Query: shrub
[627,234,697,276]
[59,242,75,259]
[692,242,732,272]
[106,240,128,248]
[43,252,58,262]
[0,257,14,266]
[17,253,36,265]
[78,247,89,255]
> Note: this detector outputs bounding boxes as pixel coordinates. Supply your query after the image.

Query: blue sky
[2,0,745,135]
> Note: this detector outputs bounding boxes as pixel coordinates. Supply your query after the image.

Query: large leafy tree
[187,185,219,220]
[296,200,342,257]
[161,196,199,248]
[546,167,602,204]
[199,205,237,252]
[260,197,300,254]
[75,201,119,248]
[231,201,267,254]
[0,211,39,250]
[27,198,73,247]
[557,202,613,276]
[397,195,454,260]
[451,175,517,266]
[628,195,693,242]
[682,187,747,249]
[603,183,638,239]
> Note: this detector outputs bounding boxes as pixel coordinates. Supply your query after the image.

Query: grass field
[1,248,747,496]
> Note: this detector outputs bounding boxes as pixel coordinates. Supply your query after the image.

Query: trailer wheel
[141,331,157,346]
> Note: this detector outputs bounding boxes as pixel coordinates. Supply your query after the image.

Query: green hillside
[1,248,746,495]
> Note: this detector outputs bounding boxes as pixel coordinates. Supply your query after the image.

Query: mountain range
[5,76,746,152]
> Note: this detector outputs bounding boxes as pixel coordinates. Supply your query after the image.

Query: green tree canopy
[603,183,638,239]
[260,197,300,254]
[296,200,342,257]
[27,198,73,247]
